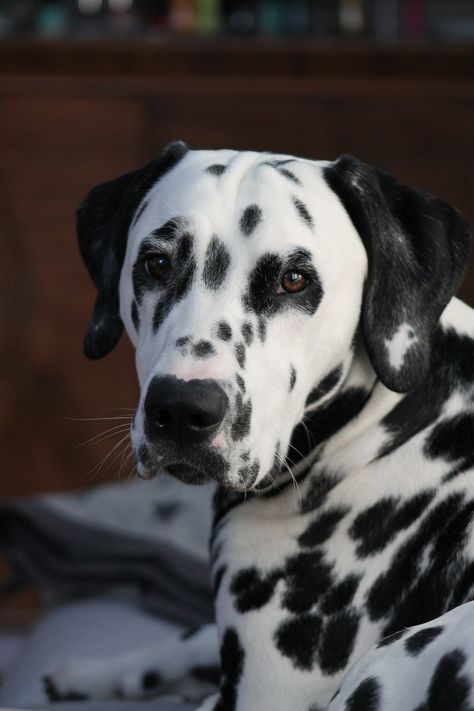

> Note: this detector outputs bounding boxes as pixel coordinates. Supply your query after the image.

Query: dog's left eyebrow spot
[192,340,216,359]
[240,205,263,236]
[235,342,246,369]
[203,236,231,291]
[206,164,227,176]
[241,321,254,346]
[292,196,314,229]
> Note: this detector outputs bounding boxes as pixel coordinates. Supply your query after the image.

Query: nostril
[152,410,173,429]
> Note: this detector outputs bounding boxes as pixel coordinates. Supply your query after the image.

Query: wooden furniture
[1,40,473,497]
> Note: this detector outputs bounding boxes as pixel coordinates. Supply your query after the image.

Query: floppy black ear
[325,155,471,392]
[77,140,189,359]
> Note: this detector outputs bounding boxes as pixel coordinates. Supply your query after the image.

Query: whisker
[73,424,131,449]
[66,416,133,423]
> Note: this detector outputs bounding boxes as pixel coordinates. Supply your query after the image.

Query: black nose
[144,376,228,445]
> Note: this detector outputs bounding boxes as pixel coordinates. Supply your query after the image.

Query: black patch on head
[349,490,436,558]
[192,340,216,359]
[241,321,253,346]
[216,321,232,341]
[230,566,281,613]
[234,342,246,369]
[190,664,221,685]
[243,250,323,318]
[289,365,297,391]
[318,607,360,675]
[203,236,231,291]
[320,575,360,615]
[405,626,444,656]
[413,649,470,711]
[214,628,244,711]
[292,196,314,229]
[344,677,381,711]
[376,628,406,648]
[305,366,343,408]
[206,164,227,176]
[298,506,349,547]
[131,299,140,331]
[231,394,252,440]
[142,670,162,691]
[274,613,322,671]
[151,232,196,333]
[240,205,262,236]
[236,374,246,393]
[367,492,474,635]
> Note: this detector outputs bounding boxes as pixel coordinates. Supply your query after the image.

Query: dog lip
[165,462,211,485]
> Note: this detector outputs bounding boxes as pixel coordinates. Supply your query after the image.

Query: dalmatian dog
[44,141,474,711]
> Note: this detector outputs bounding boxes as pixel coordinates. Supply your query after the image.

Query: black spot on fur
[405,626,444,656]
[142,670,162,690]
[203,236,231,291]
[235,342,246,369]
[236,374,246,393]
[301,471,339,513]
[132,199,149,227]
[230,567,281,612]
[305,366,343,407]
[349,490,436,558]
[318,607,360,675]
[376,628,406,648]
[214,628,245,711]
[367,492,474,635]
[344,677,381,711]
[240,205,262,236]
[425,414,474,484]
[237,460,259,486]
[131,299,140,331]
[43,677,89,702]
[192,340,216,359]
[412,649,470,711]
[258,317,267,341]
[264,160,302,185]
[320,575,360,615]
[241,321,253,346]
[282,550,334,613]
[175,335,191,353]
[274,613,322,671]
[207,164,227,176]
[292,196,314,229]
[231,394,252,440]
[298,507,349,547]
[289,365,297,391]
[217,321,232,341]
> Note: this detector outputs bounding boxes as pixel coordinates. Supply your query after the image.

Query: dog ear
[325,155,471,392]
[77,140,189,359]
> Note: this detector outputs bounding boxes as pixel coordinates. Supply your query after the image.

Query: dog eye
[279,271,307,294]
[144,254,171,280]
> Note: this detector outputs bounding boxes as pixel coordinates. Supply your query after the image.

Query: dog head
[78,142,470,490]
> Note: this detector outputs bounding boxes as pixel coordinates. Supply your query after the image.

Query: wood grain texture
[0,41,473,498]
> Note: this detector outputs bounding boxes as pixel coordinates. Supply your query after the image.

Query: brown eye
[144,254,171,280]
[280,271,307,294]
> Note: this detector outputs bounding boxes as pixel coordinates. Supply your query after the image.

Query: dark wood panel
[1,42,473,498]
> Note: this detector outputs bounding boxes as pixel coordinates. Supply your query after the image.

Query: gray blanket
[0,476,215,627]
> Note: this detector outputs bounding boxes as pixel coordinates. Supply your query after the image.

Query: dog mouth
[165,462,210,485]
